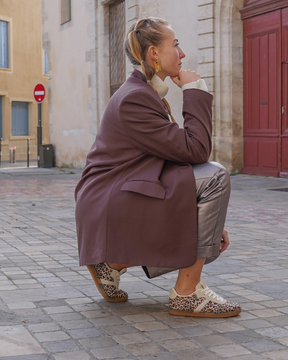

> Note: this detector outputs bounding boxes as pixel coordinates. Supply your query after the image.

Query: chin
[170,70,180,77]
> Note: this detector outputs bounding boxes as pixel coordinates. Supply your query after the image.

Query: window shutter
[0,21,9,69]
[61,0,71,25]
[109,1,126,96]
[12,102,29,136]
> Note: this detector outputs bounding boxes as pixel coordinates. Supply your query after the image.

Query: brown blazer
[75,70,213,269]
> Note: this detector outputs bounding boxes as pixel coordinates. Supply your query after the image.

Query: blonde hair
[124,17,176,123]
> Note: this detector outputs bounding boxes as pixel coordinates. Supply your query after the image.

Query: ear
[147,45,158,62]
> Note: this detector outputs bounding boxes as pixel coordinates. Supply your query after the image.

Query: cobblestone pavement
[0,166,288,360]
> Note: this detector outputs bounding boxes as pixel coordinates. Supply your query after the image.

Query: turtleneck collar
[133,65,169,100]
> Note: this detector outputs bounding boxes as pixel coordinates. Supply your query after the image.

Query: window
[44,50,47,74]
[61,0,71,25]
[0,96,2,139]
[12,102,28,136]
[109,0,126,96]
[0,20,8,69]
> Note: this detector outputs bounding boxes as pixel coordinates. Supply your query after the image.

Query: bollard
[27,138,30,168]
[9,146,16,164]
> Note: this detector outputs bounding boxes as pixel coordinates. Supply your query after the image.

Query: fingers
[170,75,181,87]
[220,229,230,253]
[170,69,201,88]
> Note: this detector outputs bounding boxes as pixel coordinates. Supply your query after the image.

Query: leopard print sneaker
[87,263,128,303]
[169,279,241,318]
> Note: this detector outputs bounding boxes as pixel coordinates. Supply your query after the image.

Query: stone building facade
[42,0,245,172]
[0,0,49,162]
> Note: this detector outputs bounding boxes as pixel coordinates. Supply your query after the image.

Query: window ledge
[9,136,36,141]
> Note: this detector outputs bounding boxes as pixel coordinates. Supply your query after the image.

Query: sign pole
[34,83,45,168]
[37,103,42,167]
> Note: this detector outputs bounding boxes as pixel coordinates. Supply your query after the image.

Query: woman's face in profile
[157,26,186,79]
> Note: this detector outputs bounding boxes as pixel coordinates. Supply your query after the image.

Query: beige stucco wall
[0,0,49,162]
[42,0,93,168]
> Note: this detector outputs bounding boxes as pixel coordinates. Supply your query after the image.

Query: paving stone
[223,330,263,343]
[134,321,169,332]
[177,325,213,337]
[53,351,92,360]
[90,345,130,359]
[7,302,36,310]
[42,340,79,353]
[113,332,151,345]
[175,348,218,360]
[263,350,288,359]
[238,318,275,330]
[249,309,283,318]
[210,344,251,357]
[255,326,288,338]
[145,329,183,341]
[196,334,233,346]
[228,355,266,360]
[0,355,50,360]
[67,327,103,339]
[43,306,73,314]
[242,339,285,353]
[125,342,162,356]
[0,325,45,357]
[207,322,246,333]
[27,322,61,332]
[34,330,71,342]
[122,314,155,323]
[79,336,118,349]
[276,337,288,346]
[138,354,179,360]
[100,324,138,336]
[81,309,111,319]
[90,315,125,326]
[159,338,198,351]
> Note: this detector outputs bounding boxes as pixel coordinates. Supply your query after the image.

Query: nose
[179,46,186,59]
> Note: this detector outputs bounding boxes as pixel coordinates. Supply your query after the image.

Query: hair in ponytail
[124,17,169,81]
[124,17,177,123]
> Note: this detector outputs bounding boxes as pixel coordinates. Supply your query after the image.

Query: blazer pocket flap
[121,181,165,199]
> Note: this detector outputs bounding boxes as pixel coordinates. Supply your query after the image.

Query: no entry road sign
[34,83,46,103]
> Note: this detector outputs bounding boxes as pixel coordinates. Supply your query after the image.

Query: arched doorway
[241,0,288,177]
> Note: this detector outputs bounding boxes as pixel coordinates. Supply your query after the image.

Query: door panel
[243,10,282,176]
[281,9,288,177]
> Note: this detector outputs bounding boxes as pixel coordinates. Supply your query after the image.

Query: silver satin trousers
[144,161,231,278]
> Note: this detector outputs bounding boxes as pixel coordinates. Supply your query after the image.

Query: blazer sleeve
[119,88,213,164]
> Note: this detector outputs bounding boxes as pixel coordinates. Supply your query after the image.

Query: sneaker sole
[168,308,241,318]
[87,265,128,303]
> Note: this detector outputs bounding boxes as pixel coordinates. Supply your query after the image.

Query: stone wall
[197,0,244,173]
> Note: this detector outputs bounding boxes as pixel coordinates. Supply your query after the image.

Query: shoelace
[202,287,225,302]
[114,272,120,289]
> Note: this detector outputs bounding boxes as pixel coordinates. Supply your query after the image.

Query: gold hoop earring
[154,59,162,73]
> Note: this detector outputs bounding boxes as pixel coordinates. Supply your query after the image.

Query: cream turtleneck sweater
[133,65,209,99]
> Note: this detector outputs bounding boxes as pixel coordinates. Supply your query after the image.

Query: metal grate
[109,0,126,96]
[268,188,288,192]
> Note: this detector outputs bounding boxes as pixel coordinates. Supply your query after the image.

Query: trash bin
[9,146,16,163]
[39,144,54,168]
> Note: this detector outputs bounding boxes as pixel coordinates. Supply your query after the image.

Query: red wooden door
[281,7,288,177]
[243,10,282,176]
